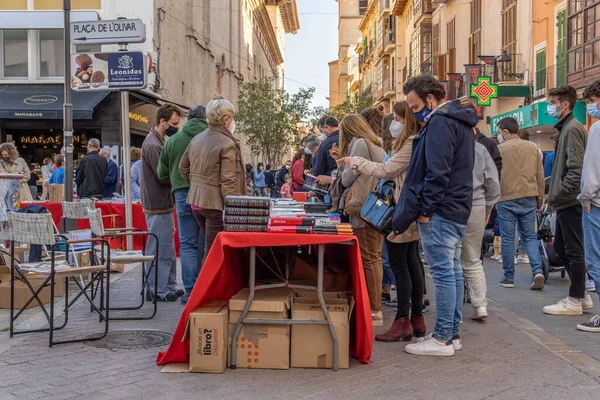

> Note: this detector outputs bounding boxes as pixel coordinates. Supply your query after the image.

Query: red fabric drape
[20,202,180,254]
[156,232,373,366]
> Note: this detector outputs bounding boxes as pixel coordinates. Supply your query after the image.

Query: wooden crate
[49,184,64,203]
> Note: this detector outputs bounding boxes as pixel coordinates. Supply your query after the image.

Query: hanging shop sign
[470,76,499,106]
[71,19,146,45]
[71,51,147,91]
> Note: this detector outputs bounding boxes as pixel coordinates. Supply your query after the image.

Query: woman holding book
[331,114,386,326]
[179,99,246,263]
[338,101,425,341]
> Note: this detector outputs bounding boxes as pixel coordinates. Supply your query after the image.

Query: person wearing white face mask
[577,80,600,332]
[179,99,246,265]
[544,85,590,316]
[338,101,426,341]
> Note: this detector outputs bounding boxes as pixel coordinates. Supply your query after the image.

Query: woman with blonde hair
[0,142,32,201]
[339,101,425,340]
[180,98,246,262]
[331,113,386,325]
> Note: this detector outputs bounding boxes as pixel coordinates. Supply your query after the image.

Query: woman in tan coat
[0,142,32,202]
[340,101,425,341]
[179,99,246,263]
[332,114,387,326]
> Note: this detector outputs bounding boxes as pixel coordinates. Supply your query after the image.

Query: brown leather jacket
[179,124,246,211]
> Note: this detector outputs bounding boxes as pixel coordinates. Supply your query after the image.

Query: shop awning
[0,85,108,120]
[488,101,587,135]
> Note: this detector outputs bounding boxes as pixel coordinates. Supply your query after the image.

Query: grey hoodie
[473,142,500,214]
[579,120,600,209]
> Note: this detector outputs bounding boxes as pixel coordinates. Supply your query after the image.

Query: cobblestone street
[0,258,599,400]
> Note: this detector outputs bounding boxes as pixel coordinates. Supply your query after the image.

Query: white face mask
[228,120,236,134]
[389,120,404,139]
[497,128,505,144]
[318,133,327,141]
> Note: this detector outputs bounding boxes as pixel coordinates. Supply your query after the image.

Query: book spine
[223,215,270,225]
[224,207,270,216]
[224,196,271,208]
[224,224,268,232]
[267,226,312,234]
[269,217,315,226]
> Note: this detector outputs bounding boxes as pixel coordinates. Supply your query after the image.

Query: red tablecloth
[20,202,180,254]
[156,232,373,366]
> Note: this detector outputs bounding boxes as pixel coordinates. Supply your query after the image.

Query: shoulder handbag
[358,178,396,235]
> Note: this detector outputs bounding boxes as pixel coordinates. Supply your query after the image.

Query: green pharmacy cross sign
[470,76,499,106]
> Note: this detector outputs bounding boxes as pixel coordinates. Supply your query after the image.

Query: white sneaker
[516,254,530,264]
[586,280,597,292]
[531,274,545,290]
[472,306,488,320]
[405,334,454,357]
[583,294,594,310]
[543,298,583,316]
[490,254,501,261]
[498,257,518,265]
[372,311,384,327]
[452,335,462,351]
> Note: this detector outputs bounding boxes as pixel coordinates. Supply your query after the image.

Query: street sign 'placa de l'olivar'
[71,51,147,91]
[70,19,146,45]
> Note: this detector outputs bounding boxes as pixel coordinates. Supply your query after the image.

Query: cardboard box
[228,288,291,369]
[49,184,64,203]
[290,297,353,369]
[0,274,65,309]
[186,301,229,373]
[292,257,350,291]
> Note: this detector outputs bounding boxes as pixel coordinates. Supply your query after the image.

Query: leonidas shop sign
[489,101,587,136]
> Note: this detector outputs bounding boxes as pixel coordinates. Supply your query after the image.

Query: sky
[284,0,339,109]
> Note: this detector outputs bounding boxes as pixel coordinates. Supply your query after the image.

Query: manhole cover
[85,330,172,350]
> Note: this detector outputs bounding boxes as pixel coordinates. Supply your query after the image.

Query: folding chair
[87,208,159,320]
[7,212,110,347]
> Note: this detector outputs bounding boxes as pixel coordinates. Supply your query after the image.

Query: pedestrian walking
[578,80,600,332]
[393,75,476,357]
[74,138,106,199]
[264,164,276,198]
[495,117,545,290]
[130,159,142,201]
[544,85,590,316]
[0,143,32,202]
[179,98,246,264]
[141,104,182,302]
[40,157,54,200]
[99,146,118,199]
[157,105,208,304]
[331,114,386,326]
[253,163,267,197]
[340,101,425,341]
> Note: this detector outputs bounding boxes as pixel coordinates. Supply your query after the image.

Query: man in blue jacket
[100,146,118,199]
[393,75,477,357]
[313,115,339,185]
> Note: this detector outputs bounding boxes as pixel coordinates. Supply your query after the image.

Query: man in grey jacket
[544,85,591,316]
[461,141,500,321]
[577,81,600,332]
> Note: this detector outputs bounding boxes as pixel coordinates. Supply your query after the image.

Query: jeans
[461,205,488,308]
[192,209,224,265]
[497,197,543,281]
[354,226,383,312]
[174,190,205,295]
[386,240,423,319]
[555,205,586,298]
[145,212,177,297]
[583,205,600,298]
[256,187,267,197]
[381,241,395,286]
[418,214,466,341]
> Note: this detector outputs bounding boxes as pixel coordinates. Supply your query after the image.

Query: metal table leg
[316,244,339,371]
[230,246,256,369]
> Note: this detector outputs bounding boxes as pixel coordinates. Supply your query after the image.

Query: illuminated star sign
[470,76,498,106]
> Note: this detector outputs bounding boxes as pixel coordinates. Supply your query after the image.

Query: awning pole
[63,0,73,204]
[119,31,133,251]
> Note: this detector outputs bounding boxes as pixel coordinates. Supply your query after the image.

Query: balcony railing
[533,64,567,99]
[383,30,395,53]
[497,53,525,82]
[413,0,432,25]
[380,0,391,13]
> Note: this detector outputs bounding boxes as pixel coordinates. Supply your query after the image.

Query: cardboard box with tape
[290,297,353,369]
[0,271,65,309]
[228,288,291,369]
[186,301,229,373]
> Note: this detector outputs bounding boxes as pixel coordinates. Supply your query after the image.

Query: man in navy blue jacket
[393,75,477,357]
[100,146,118,198]
[313,115,339,185]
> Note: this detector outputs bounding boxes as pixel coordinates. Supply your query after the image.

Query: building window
[568,0,600,76]
[359,0,368,15]
[410,24,432,76]
[535,47,547,92]
[502,0,518,75]
[557,7,567,86]
[2,29,28,78]
[447,18,456,73]
[39,29,64,78]
[469,0,482,63]
[432,22,440,76]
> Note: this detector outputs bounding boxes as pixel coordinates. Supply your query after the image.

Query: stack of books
[223,196,271,232]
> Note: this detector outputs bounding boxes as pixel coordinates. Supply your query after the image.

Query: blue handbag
[358,178,396,235]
